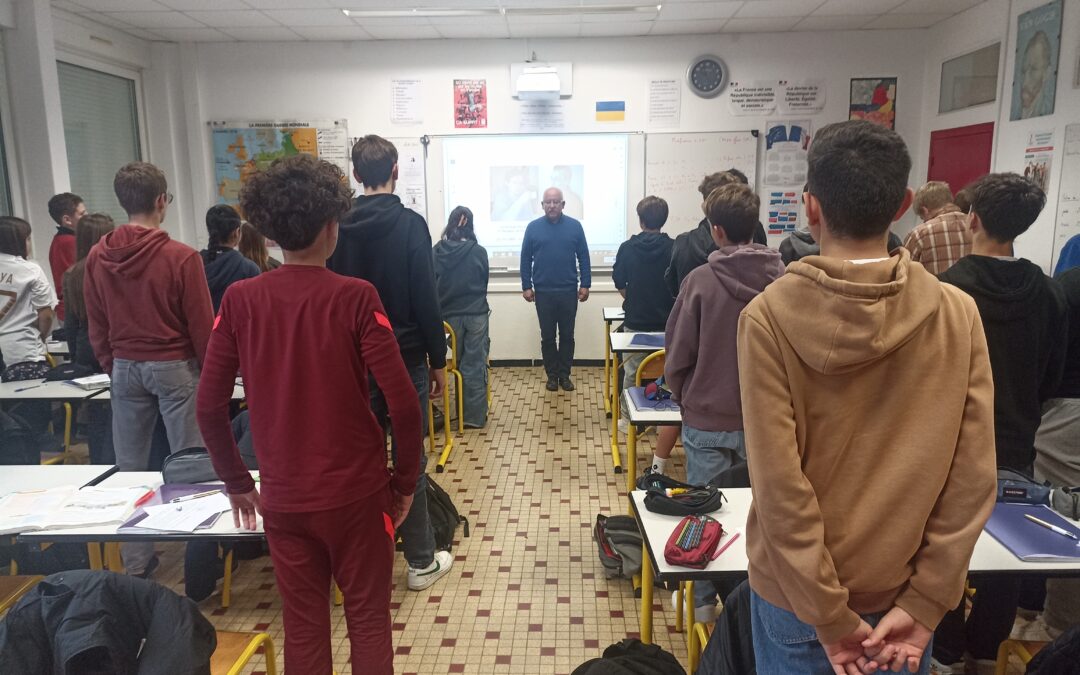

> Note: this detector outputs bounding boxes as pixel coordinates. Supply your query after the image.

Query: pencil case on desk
[638,471,726,516]
[664,514,723,569]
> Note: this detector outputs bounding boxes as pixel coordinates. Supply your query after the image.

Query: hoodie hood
[709,244,784,303]
[432,239,478,266]
[96,225,173,279]
[942,256,1047,322]
[626,231,673,264]
[339,193,404,240]
[768,248,941,375]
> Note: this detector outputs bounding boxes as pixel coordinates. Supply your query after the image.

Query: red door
[927,122,994,192]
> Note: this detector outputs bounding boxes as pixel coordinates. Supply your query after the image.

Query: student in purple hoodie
[664,182,784,621]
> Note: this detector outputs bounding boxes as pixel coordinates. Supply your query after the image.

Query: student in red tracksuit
[196,154,422,675]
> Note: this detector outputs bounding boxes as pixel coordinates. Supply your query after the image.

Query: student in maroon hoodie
[664,182,784,621]
[83,162,213,577]
[197,154,422,675]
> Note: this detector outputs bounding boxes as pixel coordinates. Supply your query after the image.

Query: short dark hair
[75,213,115,261]
[0,216,30,257]
[970,173,1046,243]
[807,120,911,240]
[698,171,741,200]
[239,154,353,251]
[48,193,83,225]
[206,204,242,248]
[705,184,760,244]
[636,196,669,230]
[442,206,476,242]
[114,162,167,216]
[954,183,976,213]
[725,168,749,185]
[351,135,398,188]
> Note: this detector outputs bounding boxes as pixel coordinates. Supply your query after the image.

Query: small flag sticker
[595,100,625,122]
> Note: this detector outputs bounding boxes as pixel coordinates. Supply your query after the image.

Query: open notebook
[0,486,147,535]
[984,503,1080,562]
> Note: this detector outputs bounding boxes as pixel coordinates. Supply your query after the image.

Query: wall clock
[687,55,728,99]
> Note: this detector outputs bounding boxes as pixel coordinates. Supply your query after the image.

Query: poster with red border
[454,79,487,129]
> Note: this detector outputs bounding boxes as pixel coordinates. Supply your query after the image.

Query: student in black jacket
[199,205,260,312]
[935,173,1069,671]
[664,170,767,297]
[613,196,674,387]
[327,134,452,591]
[433,206,490,428]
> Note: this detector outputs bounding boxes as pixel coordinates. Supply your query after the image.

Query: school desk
[601,307,624,417]
[622,389,682,494]
[608,331,665,474]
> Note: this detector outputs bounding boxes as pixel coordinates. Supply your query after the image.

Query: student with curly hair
[197,154,422,675]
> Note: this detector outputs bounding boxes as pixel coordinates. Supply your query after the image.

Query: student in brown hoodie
[84,162,214,577]
[663,183,783,621]
[737,121,997,674]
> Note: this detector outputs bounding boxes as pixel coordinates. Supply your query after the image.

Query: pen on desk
[1024,513,1080,540]
[712,532,741,560]
[171,489,221,503]
[14,384,42,392]
[134,489,156,507]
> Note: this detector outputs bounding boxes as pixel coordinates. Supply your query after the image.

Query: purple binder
[984,503,1080,562]
[629,333,665,348]
[626,386,680,412]
[119,483,225,531]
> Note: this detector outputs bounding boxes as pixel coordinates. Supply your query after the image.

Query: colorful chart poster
[763,120,812,235]
[849,77,897,130]
[1010,0,1062,121]
[454,79,487,129]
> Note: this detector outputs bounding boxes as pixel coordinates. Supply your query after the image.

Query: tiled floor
[146,366,692,674]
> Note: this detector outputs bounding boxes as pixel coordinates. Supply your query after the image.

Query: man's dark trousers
[535,290,578,379]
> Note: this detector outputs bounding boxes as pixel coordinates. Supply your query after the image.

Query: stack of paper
[123,492,232,533]
[0,486,148,534]
[65,374,111,390]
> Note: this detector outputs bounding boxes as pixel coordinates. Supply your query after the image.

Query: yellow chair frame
[40,354,74,465]
[432,322,464,473]
[211,631,278,675]
[994,639,1047,675]
[626,349,665,494]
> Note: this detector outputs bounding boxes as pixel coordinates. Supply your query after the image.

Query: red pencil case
[664,514,724,569]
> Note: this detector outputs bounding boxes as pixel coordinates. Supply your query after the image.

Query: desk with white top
[601,307,625,417]
[0,380,245,402]
[0,465,117,499]
[607,332,665,475]
[631,488,1080,645]
[622,389,681,494]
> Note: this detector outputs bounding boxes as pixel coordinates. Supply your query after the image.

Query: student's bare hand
[822,620,873,675]
[522,289,535,302]
[861,607,931,673]
[390,491,414,529]
[430,368,446,399]
[228,489,261,531]
[578,287,590,302]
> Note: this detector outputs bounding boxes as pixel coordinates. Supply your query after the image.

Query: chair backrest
[443,321,458,370]
[635,349,665,386]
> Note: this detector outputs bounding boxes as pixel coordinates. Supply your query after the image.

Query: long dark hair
[65,213,115,323]
[205,204,242,262]
[0,217,31,258]
[442,206,476,242]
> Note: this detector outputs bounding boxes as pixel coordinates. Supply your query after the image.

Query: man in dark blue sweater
[520,187,591,391]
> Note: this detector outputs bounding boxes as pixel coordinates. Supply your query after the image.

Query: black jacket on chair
[0,569,217,674]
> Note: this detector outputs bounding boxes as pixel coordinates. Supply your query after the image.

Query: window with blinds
[0,35,13,217]
[57,61,142,223]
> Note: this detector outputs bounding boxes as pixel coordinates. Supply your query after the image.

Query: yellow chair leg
[436,372,454,472]
[486,361,492,406]
[105,543,123,573]
[639,540,654,644]
[333,582,343,606]
[9,558,16,575]
[86,543,102,571]
[455,370,464,435]
[603,330,611,414]
[610,354,622,474]
[62,403,73,464]
[221,548,234,608]
[427,398,435,455]
[686,581,696,666]
[225,633,278,675]
[627,423,638,497]
[675,581,684,633]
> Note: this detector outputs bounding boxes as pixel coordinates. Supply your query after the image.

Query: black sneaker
[546,377,559,391]
[559,377,575,391]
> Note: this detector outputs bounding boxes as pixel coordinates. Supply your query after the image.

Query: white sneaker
[618,419,629,435]
[670,590,720,624]
[407,550,453,591]
[928,657,962,675]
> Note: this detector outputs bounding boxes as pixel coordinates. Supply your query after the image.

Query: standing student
[62,213,116,465]
[613,196,675,389]
[46,192,85,321]
[83,162,214,577]
[0,217,57,461]
[903,181,971,275]
[198,154,421,675]
[433,206,491,429]
[664,184,783,620]
[934,173,1068,674]
[328,135,452,591]
[739,121,997,674]
[237,221,281,272]
[520,187,592,392]
[200,205,260,312]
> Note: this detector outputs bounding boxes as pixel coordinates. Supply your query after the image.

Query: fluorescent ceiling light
[341,5,660,18]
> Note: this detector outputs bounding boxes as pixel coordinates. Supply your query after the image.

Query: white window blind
[0,35,13,217]
[57,61,142,223]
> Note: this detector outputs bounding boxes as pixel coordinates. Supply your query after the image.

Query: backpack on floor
[593,514,643,579]
[572,639,686,675]
[428,476,469,552]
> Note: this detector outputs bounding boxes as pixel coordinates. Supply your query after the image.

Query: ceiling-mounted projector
[516,66,562,100]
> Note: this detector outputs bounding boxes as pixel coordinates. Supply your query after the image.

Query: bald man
[520,187,591,392]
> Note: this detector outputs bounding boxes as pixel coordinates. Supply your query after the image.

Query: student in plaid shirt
[903,181,971,275]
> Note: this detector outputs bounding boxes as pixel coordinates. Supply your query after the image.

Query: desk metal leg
[86,543,103,571]
[436,369,455,472]
[686,580,699,673]
[640,542,654,644]
[610,355,622,474]
[603,327,612,415]
[627,424,638,496]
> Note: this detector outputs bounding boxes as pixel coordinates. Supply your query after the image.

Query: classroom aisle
[150,366,689,674]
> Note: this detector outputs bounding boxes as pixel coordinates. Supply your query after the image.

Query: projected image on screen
[444,134,628,269]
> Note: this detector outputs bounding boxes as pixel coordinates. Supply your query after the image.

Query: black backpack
[572,639,686,675]
[1027,624,1080,674]
[428,476,469,552]
[594,514,643,579]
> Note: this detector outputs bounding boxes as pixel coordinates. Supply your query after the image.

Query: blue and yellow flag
[595,101,625,122]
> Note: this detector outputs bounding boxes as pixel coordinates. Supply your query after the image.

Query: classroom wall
[159,30,930,360]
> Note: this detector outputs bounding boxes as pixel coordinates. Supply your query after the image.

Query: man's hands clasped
[823,608,932,675]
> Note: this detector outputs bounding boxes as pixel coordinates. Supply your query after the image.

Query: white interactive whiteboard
[645,131,759,237]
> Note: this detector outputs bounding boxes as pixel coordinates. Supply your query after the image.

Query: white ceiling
[51,0,987,42]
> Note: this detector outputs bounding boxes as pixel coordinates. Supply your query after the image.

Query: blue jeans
[447,313,489,428]
[751,590,932,675]
[682,424,746,608]
[369,362,436,569]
